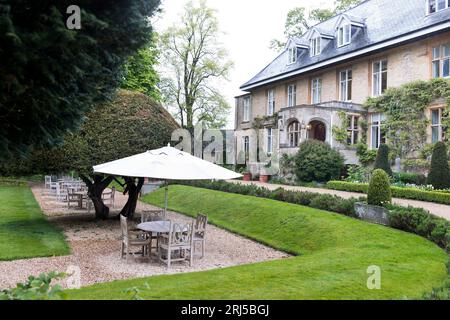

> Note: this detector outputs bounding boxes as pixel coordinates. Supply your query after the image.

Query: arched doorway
[308,120,326,142]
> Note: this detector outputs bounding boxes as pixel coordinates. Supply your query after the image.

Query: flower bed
[326,181,450,205]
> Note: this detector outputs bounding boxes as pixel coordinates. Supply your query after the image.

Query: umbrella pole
[164,180,168,214]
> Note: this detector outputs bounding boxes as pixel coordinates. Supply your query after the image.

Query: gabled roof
[334,14,365,29]
[241,0,450,91]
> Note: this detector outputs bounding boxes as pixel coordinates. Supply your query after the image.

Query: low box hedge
[178,180,450,252]
[326,181,450,205]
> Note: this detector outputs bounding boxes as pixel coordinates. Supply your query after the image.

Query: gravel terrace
[0,184,289,289]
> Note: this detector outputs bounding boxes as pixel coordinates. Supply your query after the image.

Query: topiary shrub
[294,140,344,182]
[367,169,392,206]
[373,144,393,176]
[427,142,450,190]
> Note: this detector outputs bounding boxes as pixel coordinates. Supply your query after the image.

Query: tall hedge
[294,140,344,182]
[373,144,393,176]
[427,142,450,190]
[367,169,392,206]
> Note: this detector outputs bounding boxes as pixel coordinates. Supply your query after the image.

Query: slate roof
[240,0,450,90]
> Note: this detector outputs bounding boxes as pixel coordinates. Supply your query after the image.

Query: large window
[243,136,250,162]
[267,128,274,154]
[370,113,386,149]
[432,44,450,78]
[427,0,450,14]
[288,121,301,147]
[372,59,388,97]
[310,37,321,57]
[347,115,359,145]
[311,78,322,104]
[267,89,275,115]
[339,69,352,102]
[431,108,444,143]
[287,85,296,107]
[243,97,250,122]
[287,47,297,65]
[337,24,351,47]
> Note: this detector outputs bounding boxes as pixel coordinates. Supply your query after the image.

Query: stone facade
[235,32,450,168]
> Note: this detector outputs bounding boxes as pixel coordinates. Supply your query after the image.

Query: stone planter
[243,172,252,182]
[354,202,390,226]
[259,175,270,183]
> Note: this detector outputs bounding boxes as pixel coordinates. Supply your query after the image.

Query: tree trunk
[80,174,113,220]
[120,177,145,219]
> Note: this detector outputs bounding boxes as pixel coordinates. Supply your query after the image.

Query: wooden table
[137,221,171,234]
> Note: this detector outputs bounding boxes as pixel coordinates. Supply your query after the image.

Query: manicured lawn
[0,185,70,260]
[68,185,448,300]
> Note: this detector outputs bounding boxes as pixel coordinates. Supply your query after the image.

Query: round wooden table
[137,221,171,233]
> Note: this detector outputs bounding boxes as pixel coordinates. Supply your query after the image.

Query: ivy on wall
[332,111,349,145]
[364,79,450,158]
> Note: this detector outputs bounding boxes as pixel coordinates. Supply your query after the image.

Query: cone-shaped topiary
[427,142,450,190]
[373,144,393,177]
[368,169,392,206]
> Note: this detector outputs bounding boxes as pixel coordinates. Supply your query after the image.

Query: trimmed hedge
[393,172,427,186]
[180,180,361,217]
[368,169,392,206]
[327,181,450,205]
[178,180,450,252]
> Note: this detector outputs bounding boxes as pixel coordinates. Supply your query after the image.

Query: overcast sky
[154,0,335,128]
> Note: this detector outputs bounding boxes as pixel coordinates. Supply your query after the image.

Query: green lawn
[0,185,70,261]
[68,185,448,300]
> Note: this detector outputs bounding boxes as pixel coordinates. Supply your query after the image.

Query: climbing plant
[332,111,350,145]
[365,79,450,158]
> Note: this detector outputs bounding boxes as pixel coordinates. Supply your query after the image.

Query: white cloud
[154,0,334,129]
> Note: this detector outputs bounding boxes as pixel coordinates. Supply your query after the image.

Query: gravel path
[0,185,289,289]
[230,180,450,221]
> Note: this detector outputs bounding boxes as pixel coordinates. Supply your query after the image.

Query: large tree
[270,0,363,51]
[10,90,179,219]
[159,0,233,129]
[121,33,161,102]
[0,0,160,159]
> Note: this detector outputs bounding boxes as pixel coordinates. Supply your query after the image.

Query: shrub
[387,205,450,251]
[393,172,427,186]
[373,144,393,176]
[294,140,344,182]
[179,180,450,251]
[427,142,450,190]
[0,272,66,300]
[367,169,392,206]
[326,181,450,205]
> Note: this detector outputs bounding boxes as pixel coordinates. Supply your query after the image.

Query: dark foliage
[373,144,393,176]
[0,0,161,158]
[427,142,450,190]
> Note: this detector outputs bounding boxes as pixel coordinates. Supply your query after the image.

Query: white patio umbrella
[93,144,242,212]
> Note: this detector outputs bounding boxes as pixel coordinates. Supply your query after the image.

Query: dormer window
[287,47,297,65]
[310,37,321,57]
[337,24,351,47]
[427,0,449,14]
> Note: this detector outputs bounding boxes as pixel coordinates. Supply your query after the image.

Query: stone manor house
[235,0,450,167]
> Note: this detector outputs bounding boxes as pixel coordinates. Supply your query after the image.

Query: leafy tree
[294,140,344,182]
[121,33,161,101]
[159,0,233,129]
[367,169,392,206]
[17,90,179,219]
[270,0,363,50]
[373,144,393,177]
[427,142,450,190]
[0,0,160,159]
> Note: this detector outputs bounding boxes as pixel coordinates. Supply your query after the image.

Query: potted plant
[237,165,252,181]
[259,162,272,183]
[354,169,391,225]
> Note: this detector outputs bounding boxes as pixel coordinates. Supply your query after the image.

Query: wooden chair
[44,176,52,189]
[67,189,83,209]
[158,221,194,268]
[102,187,115,208]
[120,215,151,263]
[141,210,166,256]
[193,214,208,258]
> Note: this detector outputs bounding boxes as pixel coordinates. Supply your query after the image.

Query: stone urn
[354,202,390,226]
